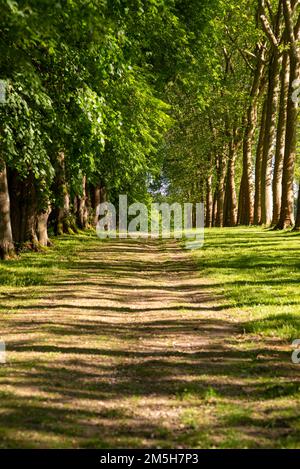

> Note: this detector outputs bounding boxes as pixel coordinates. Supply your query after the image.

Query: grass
[0,231,96,318]
[0,228,300,449]
[193,227,300,341]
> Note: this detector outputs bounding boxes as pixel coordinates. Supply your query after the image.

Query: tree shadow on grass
[1,333,300,448]
[1,236,300,448]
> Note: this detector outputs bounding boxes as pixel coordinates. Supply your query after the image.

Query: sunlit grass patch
[193,228,300,341]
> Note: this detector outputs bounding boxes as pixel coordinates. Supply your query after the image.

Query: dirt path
[0,239,297,448]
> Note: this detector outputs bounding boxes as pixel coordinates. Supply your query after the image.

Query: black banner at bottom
[0,449,297,466]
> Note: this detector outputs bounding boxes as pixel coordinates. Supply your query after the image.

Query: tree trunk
[215,153,226,227]
[238,173,246,225]
[55,151,72,235]
[78,176,88,229]
[277,2,300,229]
[239,45,266,226]
[0,161,14,259]
[37,204,52,247]
[23,174,39,247]
[101,186,107,203]
[85,182,92,227]
[212,189,217,227]
[92,186,101,227]
[277,53,299,228]
[294,184,300,231]
[272,51,290,226]
[254,97,267,225]
[205,174,213,228]
[8,171,39,248]
[8,169,21,244]
[224,137,238,227]
[261,51,281,225]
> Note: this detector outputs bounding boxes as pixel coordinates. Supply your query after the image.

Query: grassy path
[0,234,299,448]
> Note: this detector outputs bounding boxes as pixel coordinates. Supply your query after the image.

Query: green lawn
[193,227,300,342]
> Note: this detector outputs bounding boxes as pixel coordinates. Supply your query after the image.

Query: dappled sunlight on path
[0,238,299,448]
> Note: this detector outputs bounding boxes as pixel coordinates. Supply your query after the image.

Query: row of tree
[1,1,299,260]
[163,0,300,231]
[1,0,205,258]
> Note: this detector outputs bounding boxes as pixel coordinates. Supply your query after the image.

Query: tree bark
[92,186,103,227]
[238,45,266,225]
[277,2,300,229]
[212,189,218,227]
[272,50,290,225]
[215,153,227,228]
[0,161,14,259]
[37,204,52,247]
[8,171,39,248]
[205,174,213,228]
[294,183,300,231]
[55,151,72,235]
[8,169,22,245]
[78,176,88,229]
[254,97,267,225]
[23,174,39,246]
[261,51,281,225]
[224,137,238,227]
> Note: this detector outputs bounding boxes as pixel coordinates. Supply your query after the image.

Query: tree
[0,161,14,258]
[277,0,300,229]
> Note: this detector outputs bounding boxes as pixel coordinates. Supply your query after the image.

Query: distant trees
[163,0,300,231]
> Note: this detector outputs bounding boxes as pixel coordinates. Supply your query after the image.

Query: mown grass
[0,230,101,310]
[0,233,89,286]
[0,229,145,318]
[0,228,300,449]
[193,227,300,342]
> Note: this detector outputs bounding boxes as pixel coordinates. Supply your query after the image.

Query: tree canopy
[0,0,300,257]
